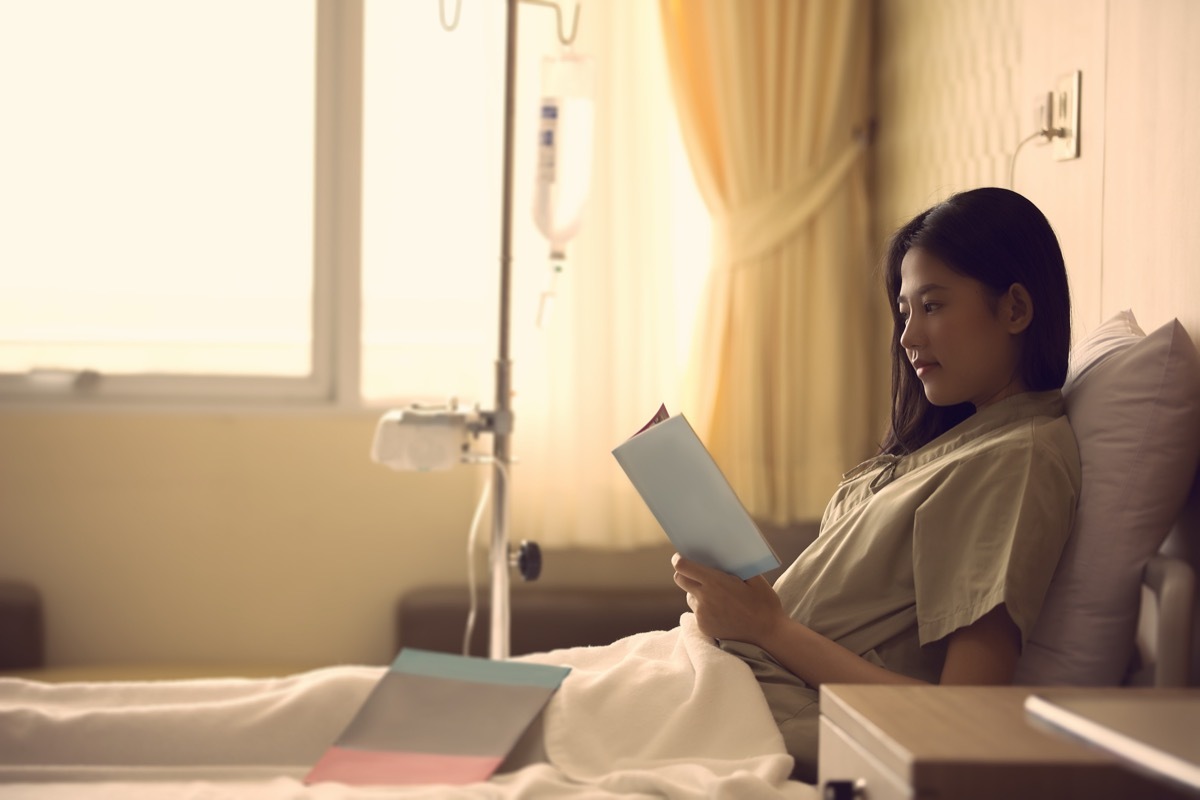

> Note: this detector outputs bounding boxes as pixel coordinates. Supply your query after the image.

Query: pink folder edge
[305,746,504,787]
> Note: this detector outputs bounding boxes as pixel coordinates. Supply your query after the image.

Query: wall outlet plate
[1053,70,1081,161]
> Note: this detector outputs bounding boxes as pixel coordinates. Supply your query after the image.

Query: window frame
[0,0,365,410]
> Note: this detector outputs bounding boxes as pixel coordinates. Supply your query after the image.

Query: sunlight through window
[0,1,315,378]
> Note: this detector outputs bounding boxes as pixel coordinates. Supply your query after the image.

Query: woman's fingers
[672,570,699,592]
[671,553,727,583]
[671,553,786,643]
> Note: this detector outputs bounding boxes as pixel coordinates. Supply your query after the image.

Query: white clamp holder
[370,404,481,472]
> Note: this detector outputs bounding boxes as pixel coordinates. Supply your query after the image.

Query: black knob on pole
[516,540,541,581]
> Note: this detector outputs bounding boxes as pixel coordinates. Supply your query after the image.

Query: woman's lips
[913,361,938,377]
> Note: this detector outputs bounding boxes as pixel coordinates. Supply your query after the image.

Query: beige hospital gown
[721,390,1081,781]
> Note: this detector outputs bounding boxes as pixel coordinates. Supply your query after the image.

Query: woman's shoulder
[952,410,1079,475]
[928,412,1082,512]
[988,406,1078,467]
[892,402,1080,506]
[945,391,1075,459]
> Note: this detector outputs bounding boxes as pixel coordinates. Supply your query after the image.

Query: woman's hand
[671,553,787,647]
[673,552,925,688]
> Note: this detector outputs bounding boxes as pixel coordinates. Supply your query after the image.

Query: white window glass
[360,0,506,405]
[0,1,316,381]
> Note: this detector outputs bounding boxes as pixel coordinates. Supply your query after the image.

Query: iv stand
[443,0,578,660]
[489,0,519,661]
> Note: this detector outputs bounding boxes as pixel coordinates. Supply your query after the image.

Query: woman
[672,187,1081,782]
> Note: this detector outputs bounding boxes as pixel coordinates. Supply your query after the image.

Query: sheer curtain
[506,0,711,549]
[659,0,883,524]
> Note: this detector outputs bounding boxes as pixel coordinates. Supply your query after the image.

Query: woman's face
[896,247,1028,409]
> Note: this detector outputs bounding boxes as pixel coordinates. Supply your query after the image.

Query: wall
[875,0,1199,353]
[872,0,1022,259]
[0,411,677,669]
[1099,0,1200,338]
[0,411,457,668]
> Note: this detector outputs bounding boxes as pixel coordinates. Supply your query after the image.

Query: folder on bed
[612,407,780,580]
[305,649,570,786]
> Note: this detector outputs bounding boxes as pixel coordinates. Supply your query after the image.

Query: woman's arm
[672,554,1022,687]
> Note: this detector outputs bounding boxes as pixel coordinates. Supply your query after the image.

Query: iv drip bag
[533,51,594,257]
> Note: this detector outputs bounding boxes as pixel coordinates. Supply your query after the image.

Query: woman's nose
[899,315,921,349]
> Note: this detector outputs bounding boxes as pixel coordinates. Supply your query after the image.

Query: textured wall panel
[873,0,1023,253]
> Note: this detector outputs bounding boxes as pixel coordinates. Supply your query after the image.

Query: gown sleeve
[911,429,1079,647]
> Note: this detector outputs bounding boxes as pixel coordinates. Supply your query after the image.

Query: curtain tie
[719,137,865,264]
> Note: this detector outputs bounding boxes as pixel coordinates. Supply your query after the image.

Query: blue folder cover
[612,410,780,580]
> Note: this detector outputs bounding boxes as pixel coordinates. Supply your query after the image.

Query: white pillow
[1015,310,1200,685]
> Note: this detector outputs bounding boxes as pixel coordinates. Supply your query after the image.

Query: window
[0,0,328,404]
[359,0,506,405]
[0,0,709,412]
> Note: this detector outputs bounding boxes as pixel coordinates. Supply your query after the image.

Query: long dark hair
[879,188,1071,456]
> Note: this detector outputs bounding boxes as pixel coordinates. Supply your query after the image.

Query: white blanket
[0,615,813,799]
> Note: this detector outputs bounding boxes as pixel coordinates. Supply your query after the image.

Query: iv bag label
[537,100,558,183]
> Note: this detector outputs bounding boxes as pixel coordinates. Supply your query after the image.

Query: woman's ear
[1003,283,1034,333]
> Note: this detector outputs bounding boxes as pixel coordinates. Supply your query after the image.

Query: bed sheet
[0,615,816,799]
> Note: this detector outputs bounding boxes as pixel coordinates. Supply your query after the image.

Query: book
[306,649,570,786]
[612,405,780,580]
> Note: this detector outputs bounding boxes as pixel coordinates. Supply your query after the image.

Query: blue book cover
[612,407,780,580]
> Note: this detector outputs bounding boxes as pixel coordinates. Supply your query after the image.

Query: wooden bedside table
[818,685,1193,800]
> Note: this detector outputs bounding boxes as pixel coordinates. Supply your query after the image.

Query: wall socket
[1053,70,1081,161]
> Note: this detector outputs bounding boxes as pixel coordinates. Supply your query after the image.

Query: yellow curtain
[508,0,714,549]
[660,0,883,523]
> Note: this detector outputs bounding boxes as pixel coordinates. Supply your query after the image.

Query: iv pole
[489,0,518,662]
[441,0,580,660]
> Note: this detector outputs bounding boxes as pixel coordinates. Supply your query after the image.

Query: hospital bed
[0,310,1196,799]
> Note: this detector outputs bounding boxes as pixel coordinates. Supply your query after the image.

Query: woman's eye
[923,302,941,313]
